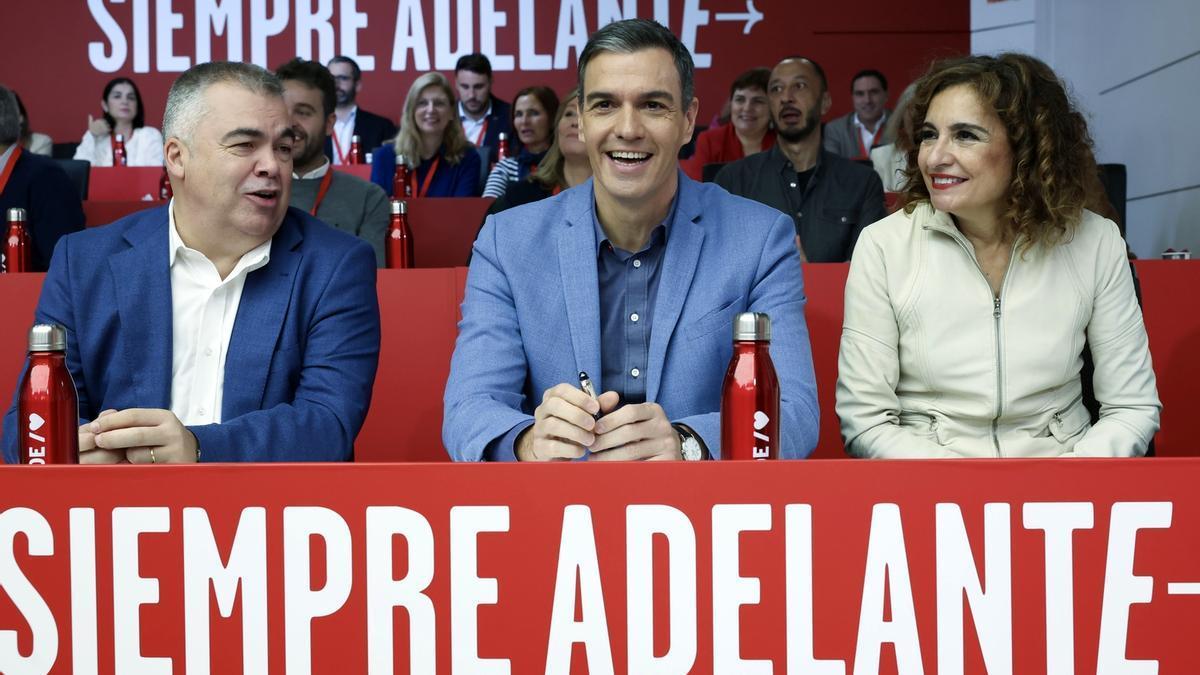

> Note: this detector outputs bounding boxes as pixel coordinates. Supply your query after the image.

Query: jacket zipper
[946,231,1017,457]
[1052,391,1086,428]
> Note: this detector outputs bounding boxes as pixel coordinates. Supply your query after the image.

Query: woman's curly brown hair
[898,53,1106,249]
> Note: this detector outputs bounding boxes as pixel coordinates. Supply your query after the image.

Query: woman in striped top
[481,86,559,199]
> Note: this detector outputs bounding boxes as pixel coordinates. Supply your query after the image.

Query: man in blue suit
[1,62,380,464]
[443,19,819,461]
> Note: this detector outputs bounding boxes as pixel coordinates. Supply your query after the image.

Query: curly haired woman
[836,53,1160,458]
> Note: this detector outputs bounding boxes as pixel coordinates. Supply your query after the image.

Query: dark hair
[328,55,362,82]
[13,91,31,145]
[455,53,493,78]
[851,69,888,92]
[579,19,695,104]
[899,53,1101,250]
[511,86,560,131]
[276,58,337,118]
[729,67,770,98]
[102,77,146,130]
[776,55,828,94]
[0,87,20,146]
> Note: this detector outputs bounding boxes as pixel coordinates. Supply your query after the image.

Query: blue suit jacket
[1,206,381,463]
[443,171,820,460]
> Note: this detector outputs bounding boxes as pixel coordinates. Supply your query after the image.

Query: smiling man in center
[444,19,820,462]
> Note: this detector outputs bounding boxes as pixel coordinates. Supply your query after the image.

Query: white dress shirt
[854,112,887,155]
[294,157,331,180]
[167,201,272,426]
[72,126,165,167]
[331,106,357,165]
[459,101,493,146]
[0,144,16,176]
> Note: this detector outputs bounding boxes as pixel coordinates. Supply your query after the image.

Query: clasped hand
[515,383,681,461]
[79,408,199,464]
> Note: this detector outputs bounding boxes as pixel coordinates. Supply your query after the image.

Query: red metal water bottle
[386,199,413,269]
[349,134,364,164]
[496,132,510,162]
[113,133,128,166]
[393,154,412,199]
[19,324,80,464]
[159,167,172,200]
[4,208,31,274]
[720,312,779,460]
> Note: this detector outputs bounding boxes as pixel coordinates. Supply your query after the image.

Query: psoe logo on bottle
[752,410,771,458]
[26,412,48,464]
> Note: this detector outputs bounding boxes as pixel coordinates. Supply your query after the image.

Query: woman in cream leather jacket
[836,53,1160,459]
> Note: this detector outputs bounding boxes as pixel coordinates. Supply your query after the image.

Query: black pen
[578,371,601,420]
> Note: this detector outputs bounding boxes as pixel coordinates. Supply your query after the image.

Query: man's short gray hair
[163,62,284,144]
[0,86,21,147]
[578,19,695,104]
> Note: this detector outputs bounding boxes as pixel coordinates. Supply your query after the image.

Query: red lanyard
[856,118,884,159]
[331,132,348,165]
[411,156,441,198]
[309,169,335,216]
[0,146,22,194]
[551,184,563,196]
[472,118,489,147]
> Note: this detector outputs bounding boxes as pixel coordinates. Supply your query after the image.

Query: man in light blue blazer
[443,19,819,461]
[1,62,380,464]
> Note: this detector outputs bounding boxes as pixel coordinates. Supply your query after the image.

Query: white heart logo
[28,413,45,432]
[753,410,770,431]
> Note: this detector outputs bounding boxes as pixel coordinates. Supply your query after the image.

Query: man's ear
[164,138,186,180]
[354,79,363,97]
[683,96,700,143]
[324,113,335,137]
[820,90,833,117]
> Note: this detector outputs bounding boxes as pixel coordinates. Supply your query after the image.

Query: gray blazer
[823,111,890,159]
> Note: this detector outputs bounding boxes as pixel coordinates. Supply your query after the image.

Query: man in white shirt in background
[454,53,514,166]
[326,55,397,163]
[823,69,890,160]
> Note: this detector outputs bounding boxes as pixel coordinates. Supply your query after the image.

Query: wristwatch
[673,424,706,461]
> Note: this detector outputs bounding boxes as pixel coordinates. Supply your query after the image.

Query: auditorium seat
[701,162,726,183]
[54,159,90,200]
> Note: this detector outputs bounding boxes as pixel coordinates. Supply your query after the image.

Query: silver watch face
[680,435,703,461]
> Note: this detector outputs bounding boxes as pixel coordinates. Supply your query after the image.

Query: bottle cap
[365,152,373,164]
[7,207,26,222]
[499,132,507,141]
[28,324,67,352]
[116,133,124,142]
[732,312,771,342]
[396,153,407,165]
[352,134,361,142]
[390,200,407,215]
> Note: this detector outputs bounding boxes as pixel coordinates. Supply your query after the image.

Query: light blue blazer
[2,206,381,463]
[443,171,819,460]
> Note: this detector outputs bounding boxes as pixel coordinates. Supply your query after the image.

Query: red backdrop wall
[1,0,968,144]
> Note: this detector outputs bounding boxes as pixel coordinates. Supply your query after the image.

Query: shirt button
[797,211,803,218]
[630,312,639,323]
[790,182,797,188]
[632,259,642,268]
[198,408,206,416]
[630,368,640,378]
[204,347,214,356]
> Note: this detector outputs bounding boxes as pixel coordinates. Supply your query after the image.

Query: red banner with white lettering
[0,459,1197,673]
[2,1,967,143]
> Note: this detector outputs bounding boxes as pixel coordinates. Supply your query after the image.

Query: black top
[0,150,86,271]
[714,146,886,262]
[322,107,398,160]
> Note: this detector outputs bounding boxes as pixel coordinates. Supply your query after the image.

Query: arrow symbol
[714,0,764,35]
